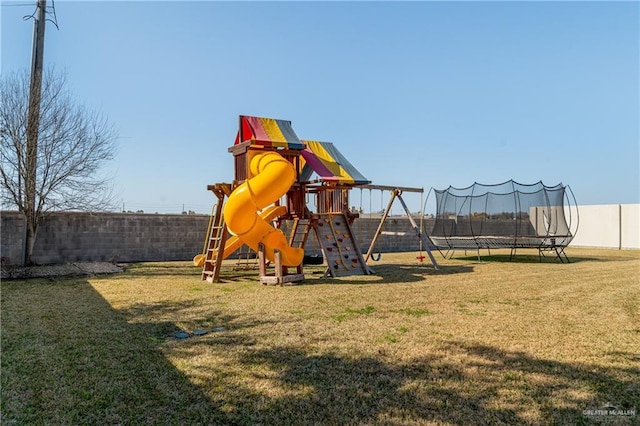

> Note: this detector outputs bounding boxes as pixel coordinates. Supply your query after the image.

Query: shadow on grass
[3,278,638,425]
[306,263,474,286]
[450,250,638,264]
[164,339,639,425]
[0,278,257,424]
[450,253,602,263]
[119,262,201,277]
[454,254,569,264]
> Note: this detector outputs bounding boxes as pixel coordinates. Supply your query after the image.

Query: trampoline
[428,180,578,262]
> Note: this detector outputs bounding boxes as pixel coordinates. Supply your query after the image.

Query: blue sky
[2,1,638,214]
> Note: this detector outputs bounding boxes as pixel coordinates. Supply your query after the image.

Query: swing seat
[303,253,324,265]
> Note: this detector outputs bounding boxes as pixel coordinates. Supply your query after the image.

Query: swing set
[359,184,439,270]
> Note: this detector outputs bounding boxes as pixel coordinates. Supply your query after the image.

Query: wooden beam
[361,184,423,193]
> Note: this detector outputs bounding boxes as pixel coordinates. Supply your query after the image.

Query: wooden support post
[258,243,267,279]
[365,190,397,262]
[259,245,304,285]
[364,188,439,270]
[274,249,283,282]
[395,190,439,270]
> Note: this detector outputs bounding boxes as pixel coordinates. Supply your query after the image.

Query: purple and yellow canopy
[300,140,370,185]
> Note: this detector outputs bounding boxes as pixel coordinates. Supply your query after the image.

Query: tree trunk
[23,213,38,266]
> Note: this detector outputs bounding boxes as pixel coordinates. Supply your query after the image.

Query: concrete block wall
[1,211,209,265]
[1,211,26,265]
[1,211,425,265]
[2,204,638,266]
[351,217,434,254]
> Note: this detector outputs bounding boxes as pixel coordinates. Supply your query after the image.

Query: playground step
[206,225,225,251]
[314,213,370,278]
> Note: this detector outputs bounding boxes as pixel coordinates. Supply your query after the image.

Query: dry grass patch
[2,248,639,424]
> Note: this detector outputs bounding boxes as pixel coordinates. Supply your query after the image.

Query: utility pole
[24,0,46,264]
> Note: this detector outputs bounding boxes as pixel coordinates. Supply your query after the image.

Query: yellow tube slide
[192,205,287,267]
[223,152,304,266]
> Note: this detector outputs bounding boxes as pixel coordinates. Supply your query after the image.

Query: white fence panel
[621,204,639,249]
[569,204,639,249]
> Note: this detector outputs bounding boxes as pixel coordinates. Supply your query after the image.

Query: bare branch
[1,68,119,263]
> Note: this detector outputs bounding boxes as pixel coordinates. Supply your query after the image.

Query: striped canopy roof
[300,140,370,185]
[234,115,305,149]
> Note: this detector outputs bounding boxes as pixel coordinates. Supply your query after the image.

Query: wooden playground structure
[196,116,369,284]
[195,116,439,284]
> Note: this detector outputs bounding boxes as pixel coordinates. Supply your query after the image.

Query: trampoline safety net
[428,180,578,261]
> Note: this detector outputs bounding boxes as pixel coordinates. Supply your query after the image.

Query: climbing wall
[314,213,370,277]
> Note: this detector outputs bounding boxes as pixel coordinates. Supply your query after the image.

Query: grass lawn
[2,248,639,425]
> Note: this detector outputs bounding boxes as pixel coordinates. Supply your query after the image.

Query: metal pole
[24,0,46,264]
[619,204,622,250]
[26,0,47,193]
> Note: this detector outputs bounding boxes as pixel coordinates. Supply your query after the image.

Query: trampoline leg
[555,247,570,263]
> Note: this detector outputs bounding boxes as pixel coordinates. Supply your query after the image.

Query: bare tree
[1,69,118,265]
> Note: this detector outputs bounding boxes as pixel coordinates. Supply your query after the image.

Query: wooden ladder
[289,217,312,250]
[201,200,229,282]
[283,217,312,276]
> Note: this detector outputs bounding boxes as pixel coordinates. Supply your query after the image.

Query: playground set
[194,115,577,284]
[194,115,438,284]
